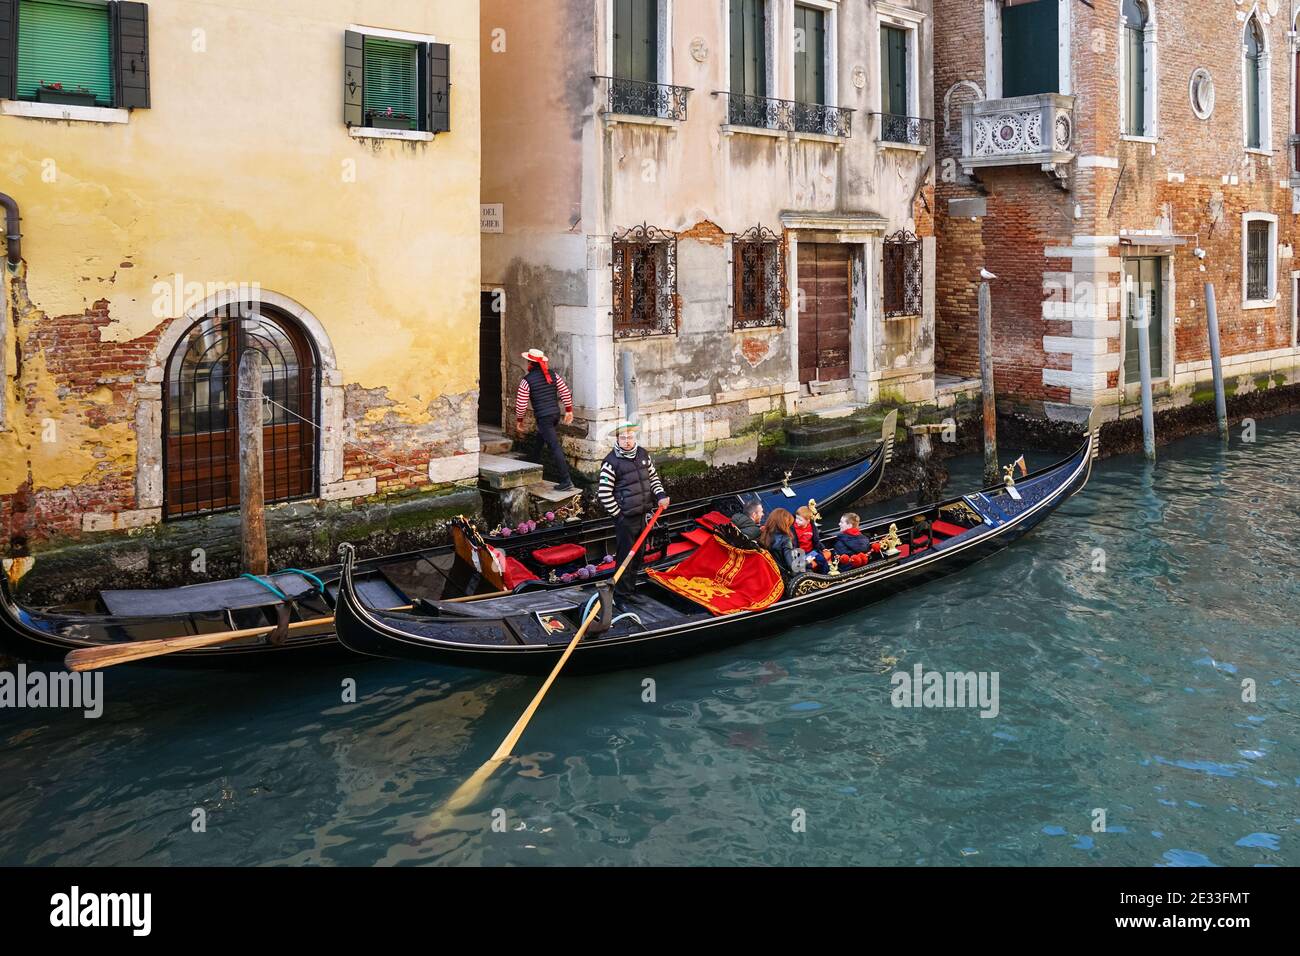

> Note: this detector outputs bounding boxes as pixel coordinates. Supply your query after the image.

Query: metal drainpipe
[0,193,20,266]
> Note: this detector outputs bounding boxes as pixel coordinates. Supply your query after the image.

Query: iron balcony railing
[593,75,693,122]
[873,112,933,148]
[717,91,854,138]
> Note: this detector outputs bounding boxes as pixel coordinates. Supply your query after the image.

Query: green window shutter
[362,35,418,130]
[1246,56,1261,148]
[1001,0,1058,97]
[730,0,765,97]
[0,0,17,99]
[794,5,824,105]
[1124,26,1143,134]
[110,1,148,109]
[343,29,363,127]
[882,25,907,116]
[427,41,449,133]
[614,0,656,82]
[17,0,114,107]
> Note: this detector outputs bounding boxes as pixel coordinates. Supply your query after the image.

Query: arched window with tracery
[163,305,318,519]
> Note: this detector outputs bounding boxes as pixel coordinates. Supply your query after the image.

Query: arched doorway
[163,305,319,519]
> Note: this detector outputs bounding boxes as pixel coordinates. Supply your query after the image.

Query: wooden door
[797,243,852,385]
[165,313,317,519]
[479,291,502,427]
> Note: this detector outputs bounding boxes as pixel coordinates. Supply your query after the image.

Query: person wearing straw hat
[598,421,670,601]
[514,347,575,492]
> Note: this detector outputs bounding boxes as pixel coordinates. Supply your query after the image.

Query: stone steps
[478,426,513,456]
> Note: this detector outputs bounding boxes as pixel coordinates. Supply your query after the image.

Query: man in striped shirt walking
[598,421,670,600]
[514,348,575,491]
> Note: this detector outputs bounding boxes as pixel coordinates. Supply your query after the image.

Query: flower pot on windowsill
[35,86,98,107]
[366,112,414,131]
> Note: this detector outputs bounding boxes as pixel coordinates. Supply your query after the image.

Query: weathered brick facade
[935,0,1300,421]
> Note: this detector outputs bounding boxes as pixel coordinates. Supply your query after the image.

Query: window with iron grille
[883,230,922,319]
[612,224,678,337]
[732,225,786,329]
[1246,219,1272,301]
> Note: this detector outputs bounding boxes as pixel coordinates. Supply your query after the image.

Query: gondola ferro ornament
[780,470,795,498]
[882,524,902,557]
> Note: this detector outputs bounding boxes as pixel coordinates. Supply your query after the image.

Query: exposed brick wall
[934,0,1300,409]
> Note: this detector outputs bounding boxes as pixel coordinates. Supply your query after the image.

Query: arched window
[1122,0,1149,137]
[1245,16,1265,149]
[163,306,318,519]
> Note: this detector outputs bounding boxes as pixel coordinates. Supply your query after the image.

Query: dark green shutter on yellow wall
[16,0,113,106]
[0,0,17,99]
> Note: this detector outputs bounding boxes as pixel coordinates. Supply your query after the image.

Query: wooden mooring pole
[620,349,639,423]
[1136,297,1156,462]
[238,350,268,576]
[978,281,999,486]
[1204,283,1229,442]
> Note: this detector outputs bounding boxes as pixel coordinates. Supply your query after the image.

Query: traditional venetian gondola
[333,412,1100,676]
[0,413,895,668]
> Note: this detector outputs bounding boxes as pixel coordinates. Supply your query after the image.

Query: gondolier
[597,421,670,601]
[515,347,575,492]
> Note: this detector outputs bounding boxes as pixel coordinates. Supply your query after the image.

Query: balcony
[716,91,853,139]
[960,93,1076,179]
[594,76,692,123]
[873,113,933,150]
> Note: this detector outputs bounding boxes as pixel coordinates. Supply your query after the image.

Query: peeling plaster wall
[0,0,483,547]
[482,0,935,468]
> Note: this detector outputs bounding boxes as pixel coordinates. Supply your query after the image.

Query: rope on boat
[240,573,289,601]
[279,568,327,594]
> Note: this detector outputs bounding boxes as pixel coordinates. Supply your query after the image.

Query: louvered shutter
[110,1,148,109]
[428,41,448,133]
[343,29,363,127]
[16,0,113,106]
[0,0,16,100]
[362,35,418,129]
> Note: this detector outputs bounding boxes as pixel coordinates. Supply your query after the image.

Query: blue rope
[241,573,289,601]
[279,568,326,593]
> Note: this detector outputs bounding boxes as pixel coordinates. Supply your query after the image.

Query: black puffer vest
[525,365,561,419]
[604,448,655,517]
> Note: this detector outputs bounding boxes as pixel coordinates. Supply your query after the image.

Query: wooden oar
[62,586,511,673]
[438,502,669,817]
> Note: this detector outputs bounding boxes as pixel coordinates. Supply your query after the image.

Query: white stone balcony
[960,93,1076,178]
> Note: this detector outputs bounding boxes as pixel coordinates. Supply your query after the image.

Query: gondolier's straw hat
[521,347,552,382]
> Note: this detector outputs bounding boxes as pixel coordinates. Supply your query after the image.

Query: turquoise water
[2,418,1298,866]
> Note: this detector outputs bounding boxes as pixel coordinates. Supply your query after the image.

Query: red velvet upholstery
[531,543,587,567]
[697,511,732,529]
[503,556,540,590]
[930,520,970,538]
[667,541,694,556]
[682,527,712,545]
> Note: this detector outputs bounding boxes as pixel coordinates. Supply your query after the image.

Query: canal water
[2,416,1297,866]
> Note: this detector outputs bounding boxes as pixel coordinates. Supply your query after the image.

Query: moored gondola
[332,411,1100,675]
[0,413,895,667]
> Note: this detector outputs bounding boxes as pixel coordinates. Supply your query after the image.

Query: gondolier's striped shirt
[515,374,573,420]
[598,449,666,517]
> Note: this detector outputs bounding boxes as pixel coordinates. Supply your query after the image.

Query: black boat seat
[101,573,320,617]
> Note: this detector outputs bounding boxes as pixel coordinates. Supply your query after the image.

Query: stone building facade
[934,0,1300,425]
[481,0,936,471]
[0,0,482,552]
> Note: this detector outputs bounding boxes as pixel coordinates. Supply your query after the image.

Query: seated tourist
[731,497,764,541]
[793,506,829,573]
[759,508,803,574]
[833,513,873,558]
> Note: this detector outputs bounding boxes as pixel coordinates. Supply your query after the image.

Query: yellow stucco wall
[0,0,481,502]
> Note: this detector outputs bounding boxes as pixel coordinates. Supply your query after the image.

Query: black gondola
[333,411,1100,675]
[0,413,896,666]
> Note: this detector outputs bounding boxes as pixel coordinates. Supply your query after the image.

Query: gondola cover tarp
[647,532,784,615]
